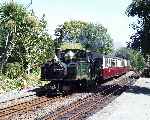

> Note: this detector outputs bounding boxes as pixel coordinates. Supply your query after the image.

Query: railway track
[0,93,35,104]
[41,74,136,120]
[0,72,136,120]
[0,93,37,110]
[0,93,69,120]
[0,86,49,109]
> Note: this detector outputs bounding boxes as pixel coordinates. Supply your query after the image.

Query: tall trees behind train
[126,0,150,56]
[79,23,113,54]
[0,2,54,76]
[115,47,131,60]
[54,20,87,47]
[54,20,113,54]
[115,47,144,71]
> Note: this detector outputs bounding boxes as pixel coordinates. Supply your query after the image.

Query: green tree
[54,20,87,47]
[115,47,144,71]
[79,23,113,54]
[55,20,113,54]
[129,50,145,71]
[0,2,54,74]
[126,0,150,56]
[115,47,131,59]
[0,2,27,73]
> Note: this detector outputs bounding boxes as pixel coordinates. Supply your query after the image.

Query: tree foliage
[129,49,145,71]
[115,47,131,59]
[54,20,87,47]
[126,0,150,55]
[55,20,113,54]
[115,47,145,71]
[0,2,54,75]
[79,23,113,54]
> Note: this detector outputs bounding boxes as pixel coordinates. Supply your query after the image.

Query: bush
[129,50,145,71]
[0,65,48,93]
[4,62,23,79]
[0,73,48,93]
[0,75,22,93]
[24,70,48,87]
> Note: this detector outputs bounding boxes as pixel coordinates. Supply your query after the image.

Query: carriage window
[121,60,124,67]
[105,58,110,67]
[105,58,108,67]
[108,58,111,67]
[111,59,116,67]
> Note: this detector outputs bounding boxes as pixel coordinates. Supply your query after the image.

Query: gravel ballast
[0,87,38,110]
[87,77,150,120]
[0,87,37,103]
[8,93,92,120]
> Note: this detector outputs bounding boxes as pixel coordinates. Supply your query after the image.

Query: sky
[2,0,134,49]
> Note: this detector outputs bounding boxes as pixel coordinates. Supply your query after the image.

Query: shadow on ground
[30,85,62,97]
[126,85,150,96]
[29,82,130,98]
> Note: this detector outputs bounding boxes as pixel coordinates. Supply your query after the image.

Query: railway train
[41,49,130,93]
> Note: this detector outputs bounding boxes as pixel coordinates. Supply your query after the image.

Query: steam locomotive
[41,49,130,93]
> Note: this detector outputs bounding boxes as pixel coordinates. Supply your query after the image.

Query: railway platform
[87,77,150,120]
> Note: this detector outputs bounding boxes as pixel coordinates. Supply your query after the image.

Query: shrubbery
[4,62,23,79]
[129,50,145,71]
[0,69,48,93]
[0,75,22,93]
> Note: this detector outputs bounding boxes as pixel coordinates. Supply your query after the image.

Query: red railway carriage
[99,56,130,80]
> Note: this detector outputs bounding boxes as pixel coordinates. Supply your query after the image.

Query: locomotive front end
[41,60,67,80]
[41,49,83,81]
